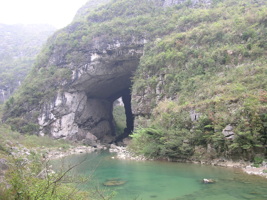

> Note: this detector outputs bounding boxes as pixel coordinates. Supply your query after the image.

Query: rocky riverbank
[4,141,106,160]
[49,143,267,179]
[3,141,266,180]
[109,144,147,161]
[0,141,109,185]
[242,165,267,178]
[209,159,267,178]
[108,144,267,179]
[192,159,267,178]
[43,145,107,160]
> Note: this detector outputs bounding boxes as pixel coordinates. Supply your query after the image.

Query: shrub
[254,156,264,165]
[6,117,39,135]
[0,156,90,200]
[113,105,126,135]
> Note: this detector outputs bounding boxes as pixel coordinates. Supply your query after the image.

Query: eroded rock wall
[38,37,145,143]
[39,91,114,143]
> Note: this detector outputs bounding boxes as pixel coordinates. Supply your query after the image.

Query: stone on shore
[109,144,146,161]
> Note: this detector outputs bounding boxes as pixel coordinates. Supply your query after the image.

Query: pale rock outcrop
[222,124,235,139]
[190,110,201,121]
[38,37,145,143]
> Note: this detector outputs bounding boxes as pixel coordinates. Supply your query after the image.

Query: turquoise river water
[54,151,267,200]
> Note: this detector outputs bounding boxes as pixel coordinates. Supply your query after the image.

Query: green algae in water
[54,152,267,200]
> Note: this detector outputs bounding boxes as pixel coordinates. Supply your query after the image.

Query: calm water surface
[54,151,267,200]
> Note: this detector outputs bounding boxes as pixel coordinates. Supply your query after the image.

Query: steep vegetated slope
[74,0,112,20]
[2,0,174,138]
[0,24,56,103]
[3,0,267,161]
[131,0,267,161]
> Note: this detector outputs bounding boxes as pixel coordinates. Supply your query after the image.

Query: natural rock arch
[38,37,145,144]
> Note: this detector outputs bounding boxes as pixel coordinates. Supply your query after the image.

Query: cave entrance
[39,37,144,144]
[112,88,134,142]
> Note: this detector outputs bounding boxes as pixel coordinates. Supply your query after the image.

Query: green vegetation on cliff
[2,0,267,162]
[4,0,267,199]
[2,0,172,130]
[130,0,267,161]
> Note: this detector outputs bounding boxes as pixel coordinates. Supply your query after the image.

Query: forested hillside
[0,24,55,103]
[2,0,267,162]
[130,0,267,161]
[74,0,111,20]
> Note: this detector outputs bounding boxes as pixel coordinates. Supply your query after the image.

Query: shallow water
[54,151,267,200]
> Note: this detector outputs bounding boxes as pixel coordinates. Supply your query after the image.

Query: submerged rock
[103,178,126,186]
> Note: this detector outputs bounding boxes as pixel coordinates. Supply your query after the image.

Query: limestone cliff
[3,0,176,142]
[37,36,144,143]
[4,0,266,156]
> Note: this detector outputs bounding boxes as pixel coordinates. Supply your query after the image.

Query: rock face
[0,88,12,103]
[38,37,145,143]
[222,125,235,140]
[190,110,201,121]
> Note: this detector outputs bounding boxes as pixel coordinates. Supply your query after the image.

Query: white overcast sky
[0,0,89,28]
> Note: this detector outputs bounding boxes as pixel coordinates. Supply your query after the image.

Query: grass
[0,124,114,200]
[0,124,72,149]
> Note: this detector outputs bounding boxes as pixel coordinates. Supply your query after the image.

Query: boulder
[190,110,201,121]
[222,125,235,139]
[109,144,120,153]
[0,158,8,171]
[202,178,216,184]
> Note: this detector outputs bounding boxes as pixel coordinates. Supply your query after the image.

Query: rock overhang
[39,36,145,143]
[69,52,140,99]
